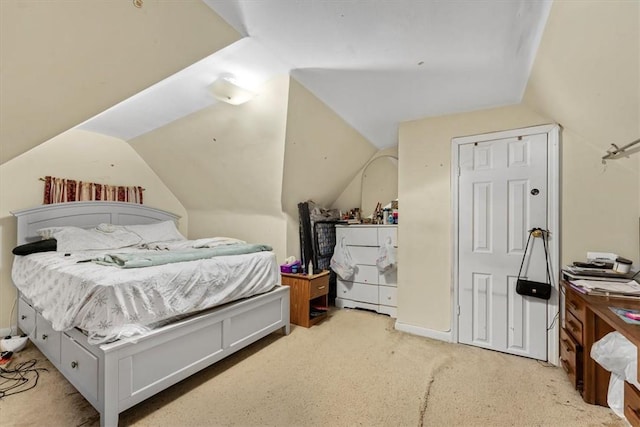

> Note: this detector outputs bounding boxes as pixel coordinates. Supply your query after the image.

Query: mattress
[12,247,280,344]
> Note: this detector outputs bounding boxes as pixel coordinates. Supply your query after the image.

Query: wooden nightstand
[281,270,329,327]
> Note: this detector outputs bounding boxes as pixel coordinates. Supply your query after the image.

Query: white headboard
[11,201,180,244]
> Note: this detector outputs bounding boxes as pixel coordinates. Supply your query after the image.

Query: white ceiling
[78,0,552,149]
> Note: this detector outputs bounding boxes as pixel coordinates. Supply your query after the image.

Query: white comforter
[12,247,279,344]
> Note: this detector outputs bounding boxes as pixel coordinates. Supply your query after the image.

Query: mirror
[360,155,398,219]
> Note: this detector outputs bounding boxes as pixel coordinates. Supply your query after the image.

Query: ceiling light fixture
[208,74,255,106]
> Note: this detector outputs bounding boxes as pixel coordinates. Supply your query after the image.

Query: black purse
[516,228,552,300]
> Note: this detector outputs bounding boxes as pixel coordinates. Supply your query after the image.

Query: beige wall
[523,0,640,265]
[396,0,639,334]
[398,105,549,332]
[0,129,186,332]
[0,0,239,164]
[132,76,290,261]
[282,79,377,259]
[333,147,399,218]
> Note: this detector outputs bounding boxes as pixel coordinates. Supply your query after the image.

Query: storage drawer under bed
[61,333,99,405]
[17,297,35,336]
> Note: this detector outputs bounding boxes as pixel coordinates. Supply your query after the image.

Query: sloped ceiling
[76,0,552,150]
[0,0,240,164]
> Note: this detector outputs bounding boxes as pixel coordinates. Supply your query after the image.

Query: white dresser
[334,224,398,317]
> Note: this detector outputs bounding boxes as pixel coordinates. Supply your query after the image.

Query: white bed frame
[12,201,290,427]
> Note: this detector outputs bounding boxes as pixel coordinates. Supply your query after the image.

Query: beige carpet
[0,308,624,427]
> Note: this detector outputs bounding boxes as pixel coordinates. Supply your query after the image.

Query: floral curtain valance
[42,176,144,205]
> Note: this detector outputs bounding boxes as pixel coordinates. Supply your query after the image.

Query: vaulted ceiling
[78,0,552,149]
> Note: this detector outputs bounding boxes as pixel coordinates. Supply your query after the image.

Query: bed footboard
[21,286,290,427]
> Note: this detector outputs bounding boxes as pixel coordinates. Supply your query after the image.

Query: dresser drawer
[17,298,35,335]
[625,381,640,427]
[379,269,397,286]
[379,286,397,307]
[352,264,379,285]
[565,289,586,324]
[309,275,330,299]
[61,334,99,404]
[349,246,378,265]
[336,227,378,246]
[560,327,582,390]
[565,310,584,346]
[337,279,378,304]
[34,312,61,364]
[377,227,397,247]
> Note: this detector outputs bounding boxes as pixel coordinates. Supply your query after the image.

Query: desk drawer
[560,327,582,391]
[625,381,640,427]
[565,289,586,324]
[565,310,584,346]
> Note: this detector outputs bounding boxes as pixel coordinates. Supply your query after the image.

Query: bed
[11,201,290,427]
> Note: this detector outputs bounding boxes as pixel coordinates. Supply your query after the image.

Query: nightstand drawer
[565,310,584,346]
[310,275,329,299]
[624,381,640,427]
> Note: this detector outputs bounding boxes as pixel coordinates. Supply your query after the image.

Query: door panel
[458,133,548,360]
[473,182,492,252]
[472,273,492,344]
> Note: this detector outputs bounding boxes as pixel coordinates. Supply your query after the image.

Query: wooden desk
[561,281,640,425]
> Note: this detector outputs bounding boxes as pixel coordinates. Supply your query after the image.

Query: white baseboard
[394,321,452,343]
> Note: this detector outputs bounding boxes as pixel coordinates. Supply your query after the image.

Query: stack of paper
[570,279,640,298]
[563,265,635,282]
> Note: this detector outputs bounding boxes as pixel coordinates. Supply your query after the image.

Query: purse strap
[517,228,552,283]
[541,229,552,285]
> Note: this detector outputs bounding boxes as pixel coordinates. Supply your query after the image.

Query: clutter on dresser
[342,208,362,224]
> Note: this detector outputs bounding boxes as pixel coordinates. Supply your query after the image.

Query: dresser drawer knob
[561,339,573,352]
[568,301,578,311]
[317,286,325,290]
[70,361,78,369]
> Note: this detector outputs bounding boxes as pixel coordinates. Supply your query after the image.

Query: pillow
[37,226,142,252]
[12,239,57,255]
[123,221,186,244]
